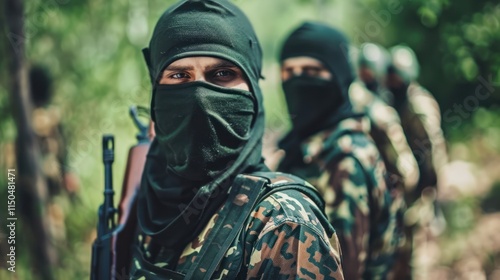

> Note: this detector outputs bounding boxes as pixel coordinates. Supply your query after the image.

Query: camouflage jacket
[396,83,448,202]
[295,117,401,280]
[349,81,419,194]
[31,106,69,196]
[130,173,344,280]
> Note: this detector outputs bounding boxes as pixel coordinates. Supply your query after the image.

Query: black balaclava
[138,0,267,254]
[29,65,53,108]
[387,45,420,108]
[278,22,361,172]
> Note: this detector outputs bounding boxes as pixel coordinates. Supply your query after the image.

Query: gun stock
[110,106,151,279]
[111,143,150,278]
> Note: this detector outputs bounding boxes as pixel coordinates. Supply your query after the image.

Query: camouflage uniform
[31,106,70,243]
[130,173,344,280]
[395,82,448,204]
[32,106,68,196]
[349,81,420,194]
[286,116,399,280]
[389,82,448,279]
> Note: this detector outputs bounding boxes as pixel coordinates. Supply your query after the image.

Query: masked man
[387,45,448,201]
[386,45,448,279]
[277,22,399,279]
[129,1,344,279]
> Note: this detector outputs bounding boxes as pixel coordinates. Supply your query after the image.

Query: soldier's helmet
[388,45,420,83]
[358,43,391,81]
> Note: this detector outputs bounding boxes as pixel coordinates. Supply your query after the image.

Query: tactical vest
[131,171,329,280]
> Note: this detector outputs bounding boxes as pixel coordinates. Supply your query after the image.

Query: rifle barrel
[103,135,115,231]
[91,135,117,280]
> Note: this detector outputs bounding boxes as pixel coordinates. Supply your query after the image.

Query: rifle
[111,106,151,279]
[90,135,117,280]
[90,106,151,280]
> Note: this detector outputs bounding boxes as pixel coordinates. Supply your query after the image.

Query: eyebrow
[205,61,239,71]
[303,65,324,70]
[164,65,194,72]
[163,61,239,73]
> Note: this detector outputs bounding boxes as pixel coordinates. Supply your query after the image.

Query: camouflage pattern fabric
[395,82,448,204]
[389,83,448,279]
[130,173,344,280]
[349,81,419,194]
[294,116,401,280]
[32,107,70,244]
[32,107,68,196]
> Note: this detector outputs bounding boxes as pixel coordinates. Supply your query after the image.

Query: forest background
[1,0,500,279]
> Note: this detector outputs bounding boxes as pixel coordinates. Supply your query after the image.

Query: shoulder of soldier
[246,172,333,241]
[338,128,379,157]
[245,207,344,279]
[314,119,380,168]
[245,175,343,279]
[261,189,325,226]
[335,131,384,178]
[348,81,376,113]
[408,82,433,98]
[408,83,441,115]
[32,106,62,136]
[367,97,401,128]
[347,81,399,126]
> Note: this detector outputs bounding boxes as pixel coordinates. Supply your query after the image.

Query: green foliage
[441,196,479,235]
[481,181,500,213]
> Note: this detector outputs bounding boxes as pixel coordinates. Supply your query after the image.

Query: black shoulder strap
[185,174,268,280]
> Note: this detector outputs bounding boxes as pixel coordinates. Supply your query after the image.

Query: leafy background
[0,0,499,279]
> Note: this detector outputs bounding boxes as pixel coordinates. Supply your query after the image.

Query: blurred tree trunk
[4,0,56,279]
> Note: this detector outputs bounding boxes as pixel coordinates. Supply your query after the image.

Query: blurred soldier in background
[277,22,399,279]
[354,43,420,196]
[386,45,449,279]
[29,65,79,244]
[29,65,79,198]
[387,45,448,197]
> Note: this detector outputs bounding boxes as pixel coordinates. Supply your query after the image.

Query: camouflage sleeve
[349,81,419,193]
[368,100,420,193]
[409,85,448,182]
[323,155,370,280]
[246,190,344,280]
